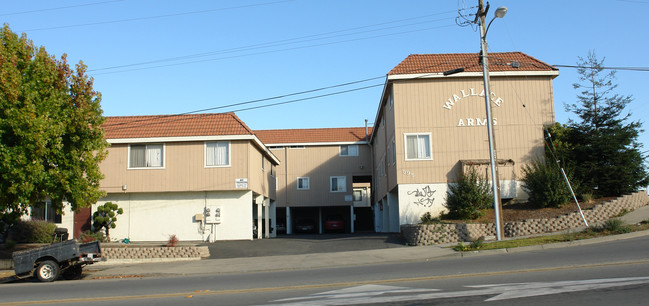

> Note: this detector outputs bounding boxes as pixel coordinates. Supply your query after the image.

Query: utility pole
[476,0,505,240]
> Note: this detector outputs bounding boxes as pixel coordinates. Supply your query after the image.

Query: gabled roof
[103,113,254,139]
[255,127,372,145]
[388,52,557,75]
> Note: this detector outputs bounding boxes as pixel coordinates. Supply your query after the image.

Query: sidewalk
[3,204,649,281]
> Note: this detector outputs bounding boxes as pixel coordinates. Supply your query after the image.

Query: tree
[92,202,123,241]
[0,24,108,239]
[559,51,648,196]
[444,168,492,220]
[521,157,575,208]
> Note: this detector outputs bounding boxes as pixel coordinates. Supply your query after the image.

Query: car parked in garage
[295,218,316,233]
[324,215,345,232]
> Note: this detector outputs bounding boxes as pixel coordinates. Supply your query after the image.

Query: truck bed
[12,240,102,276]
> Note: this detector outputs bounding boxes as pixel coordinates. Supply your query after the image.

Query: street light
[479,4,507,241]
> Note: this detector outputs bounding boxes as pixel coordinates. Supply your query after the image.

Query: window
[353,190,363,201]
[388,89,394,109]
[129,144,164,168]
[297,177,310,190]
[205,141,230,167]
[31,201,62,224]
[330,176,346,192]
[404,133,432,160]
[339,145,359,156]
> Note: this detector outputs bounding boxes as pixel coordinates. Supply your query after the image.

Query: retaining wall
[101,245,210,262]
[402,190,649,246]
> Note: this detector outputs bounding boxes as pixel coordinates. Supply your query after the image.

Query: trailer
[12,228,104,282]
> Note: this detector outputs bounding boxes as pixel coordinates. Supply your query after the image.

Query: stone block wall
[102,246,210,260]
[402,190,649,246]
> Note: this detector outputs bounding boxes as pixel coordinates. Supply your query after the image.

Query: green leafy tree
[0,24,108,239]
[521,158,575,208]
[559,51,649,196]
[92,202,123,241]
[444,168,492,220]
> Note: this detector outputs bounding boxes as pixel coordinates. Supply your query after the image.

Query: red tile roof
[103,113,255,139]
[255,127,372,144]
[388,52,557,75]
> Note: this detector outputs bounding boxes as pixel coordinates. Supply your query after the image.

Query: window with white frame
[388,89,394,109]
[205,141,230,167]
[404,133,432,160]
[129,144,164,168]
[339,144,359,156]
[297,177,310,190]
[330,176,346,192]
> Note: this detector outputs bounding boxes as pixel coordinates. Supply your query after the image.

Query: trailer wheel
[63,265,83,280]
[35,260,60,282]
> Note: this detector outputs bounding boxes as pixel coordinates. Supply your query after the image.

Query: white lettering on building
[457,118,497,127]
[442,88,502,110]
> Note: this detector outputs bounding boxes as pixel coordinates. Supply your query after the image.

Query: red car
[324,215,345,232]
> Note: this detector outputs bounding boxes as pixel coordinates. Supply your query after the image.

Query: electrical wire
[0,0,123,17]
[552,65,649,72]
[21,0,294,32]
[89,15,457,74]
[102,76,384,129]
[92,23,457,75]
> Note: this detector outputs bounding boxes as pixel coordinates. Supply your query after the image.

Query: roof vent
[511,61,520,68]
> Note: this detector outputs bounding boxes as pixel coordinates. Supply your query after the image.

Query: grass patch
[451,219,649,252]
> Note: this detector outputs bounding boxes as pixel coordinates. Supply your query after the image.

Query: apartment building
[370,52,558,231]
[61,51,559,241]
[91,113,279,242]
[255,127,373,234]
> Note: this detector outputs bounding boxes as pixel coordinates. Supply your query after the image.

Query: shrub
[420,212,440,224]
[166,234,179,247]
[9,220,58,243]
[521,159,575,208]
[444,168,492,220]
[452,242,469,252]
[93,202,123,241]
[470,236,485,249]
[600,219,631,234]
[78,230,106,243]
[580,193,594,204]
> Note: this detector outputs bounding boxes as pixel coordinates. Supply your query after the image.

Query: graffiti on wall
[407,185,436,207]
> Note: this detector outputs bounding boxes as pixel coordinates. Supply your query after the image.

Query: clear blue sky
[2,0,648,154]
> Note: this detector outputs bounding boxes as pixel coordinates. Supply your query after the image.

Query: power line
[101,60,459,132]
[0,0,123,17]
[92,23,457,75]
[90,13,457,73]
[104,83,384,132]
[102,77,385,130]
[552,64,649,72]
[21,0,293,32]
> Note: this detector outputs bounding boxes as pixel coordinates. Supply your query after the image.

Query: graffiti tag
[407,185,436,207]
